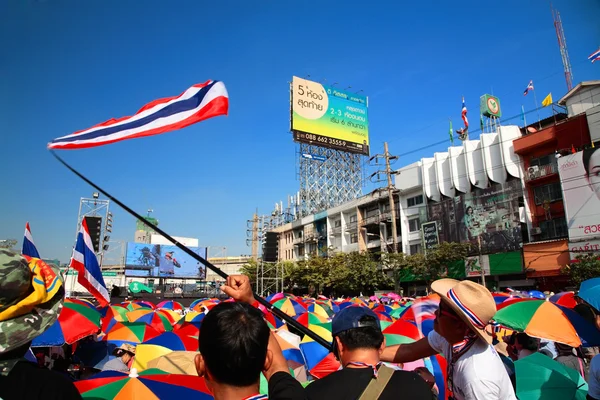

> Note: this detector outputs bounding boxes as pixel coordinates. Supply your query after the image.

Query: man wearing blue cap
[305,306,432,399]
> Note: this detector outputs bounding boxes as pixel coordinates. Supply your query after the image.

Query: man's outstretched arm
[380,337,437,363]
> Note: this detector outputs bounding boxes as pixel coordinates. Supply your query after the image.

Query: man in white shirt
[381,279,516,400]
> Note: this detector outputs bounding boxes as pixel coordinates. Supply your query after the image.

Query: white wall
[565,85,600,117]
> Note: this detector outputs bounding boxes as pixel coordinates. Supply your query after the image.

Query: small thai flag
[48,80,229,150]
[70,218,110,306]
[22,222,40,258]
[589,48,600,63]
[461,97,469,128]
[523,80,534,96]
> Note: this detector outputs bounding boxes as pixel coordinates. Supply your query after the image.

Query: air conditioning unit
[528,165,540,180]
[531,227,542,235]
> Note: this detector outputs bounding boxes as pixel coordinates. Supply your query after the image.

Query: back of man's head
[199,302,270,387]
[332,306,383,358]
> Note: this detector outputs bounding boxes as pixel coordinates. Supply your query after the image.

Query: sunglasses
[436,304,461,321]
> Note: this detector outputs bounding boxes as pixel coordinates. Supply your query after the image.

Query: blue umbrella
[578,277,600,311]
[558,305,600,347]
[528,290,545,299]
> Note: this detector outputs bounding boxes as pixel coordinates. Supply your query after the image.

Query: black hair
[333,315,383,359]
[199,302,270,387]
[515,333,538,351]
[582,148,599,176]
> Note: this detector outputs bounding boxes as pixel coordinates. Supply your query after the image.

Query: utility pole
[251,212,259,261]
[368,142,400,254]
[384,142,399,254]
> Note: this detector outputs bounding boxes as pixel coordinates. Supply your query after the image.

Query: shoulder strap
[358,365,395,400]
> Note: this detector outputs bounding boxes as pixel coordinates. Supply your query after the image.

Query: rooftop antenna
[552,5,573,91]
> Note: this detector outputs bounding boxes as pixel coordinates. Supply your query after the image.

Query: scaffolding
[257,261,285,297]
[297,143,363,217]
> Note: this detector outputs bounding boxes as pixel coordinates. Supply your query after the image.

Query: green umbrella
[515,353,588,400]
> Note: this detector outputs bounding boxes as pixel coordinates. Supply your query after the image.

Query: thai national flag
[523,80,534,96]
[22,222,41,258]
[48,80,229,149]
[461,97,469,128]
[70,218,110,306]
[589,49,600,63]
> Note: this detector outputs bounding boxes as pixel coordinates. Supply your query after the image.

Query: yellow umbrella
[132,344,172,372]
[147,351,198,375]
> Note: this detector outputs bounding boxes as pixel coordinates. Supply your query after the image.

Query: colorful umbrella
[191,299,219,313]
[67,298,97,309]
[382,319,421,346]
[493,300,581,347]
[146,351,198,375]
[515,353,588,400]
[133,333,198,372]
[306,303,333,318]
[496,297,535,310]
[103,322,161,346]
[32,299,101,346]
[156,300,184,312]
[549,292,578,308]
[274,329,308,382]
[295,312,329,327]
[182,311,205,325]
[528,290,546,299]
[271,297,307,317]
[173,322,200,337]
[126,309,176,333]
[578,277,600,311]
[121,301,154,312]
[75,368,212,399]
[389,306,410,319]
[492,292,511,305]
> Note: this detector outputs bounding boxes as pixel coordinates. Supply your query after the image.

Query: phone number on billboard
[293,131,367,155]
[303,133,346,147]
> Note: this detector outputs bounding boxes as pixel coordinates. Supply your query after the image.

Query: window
[407,194,424,207]
[350,233,358,243]
[334,220,342,228]
[349,214,357,223]
[533,182,563,205]
[530,154,557,168]
[538,217,568,240]
[408,218,421,232]
[409,243,422,254]
[365,208,378,218]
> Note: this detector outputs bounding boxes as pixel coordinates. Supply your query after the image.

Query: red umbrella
[549,292,577,309]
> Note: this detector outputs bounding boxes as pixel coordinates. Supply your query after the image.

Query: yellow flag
[542,93,553,107]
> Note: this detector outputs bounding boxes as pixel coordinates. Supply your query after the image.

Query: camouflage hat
[0,250,64,362]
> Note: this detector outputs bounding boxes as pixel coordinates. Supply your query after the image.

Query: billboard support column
[477,235,486,287]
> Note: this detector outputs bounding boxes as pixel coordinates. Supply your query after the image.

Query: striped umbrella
[494,300,581,347]
[103,322,161,347]
[32,299,102,346]
[382,319,421,346]
[191,299,219,313]
[271,297,307,317]
[549,292,577,308]
[173,322,200,337]
[75,368,212,399]
[133,333,198,371]
[306,303,333,318]
[295,312,329,328]
[126,310,176,333]
[156,300,184,312]
[492,293,511,305]
[121,301,154,312]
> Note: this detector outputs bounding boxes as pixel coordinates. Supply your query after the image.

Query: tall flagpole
[50,151,332,350]
[532,87,541,129]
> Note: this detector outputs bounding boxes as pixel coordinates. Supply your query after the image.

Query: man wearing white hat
[381,279,516,400]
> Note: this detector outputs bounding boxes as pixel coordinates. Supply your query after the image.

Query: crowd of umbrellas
[31,278,600,399]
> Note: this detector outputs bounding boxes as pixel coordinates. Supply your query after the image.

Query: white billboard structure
[150,234,199,248]
[557,148,600,259]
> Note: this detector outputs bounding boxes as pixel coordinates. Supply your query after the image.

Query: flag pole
[532,88,541,130]
[50,150,331,350]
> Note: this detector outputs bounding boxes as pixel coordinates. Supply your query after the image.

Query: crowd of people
[0,249,599,399]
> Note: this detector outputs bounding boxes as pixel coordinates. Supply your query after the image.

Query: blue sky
[1,0,599,263]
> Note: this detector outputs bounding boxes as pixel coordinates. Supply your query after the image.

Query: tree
[422,242,472,285]
[239,259,259,287]
[561,253,600,287]
[327,252,392,296]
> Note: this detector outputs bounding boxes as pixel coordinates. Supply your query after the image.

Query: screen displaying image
[125,243,207,278]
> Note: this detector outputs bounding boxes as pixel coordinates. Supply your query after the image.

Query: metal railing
[525,163,559,182]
